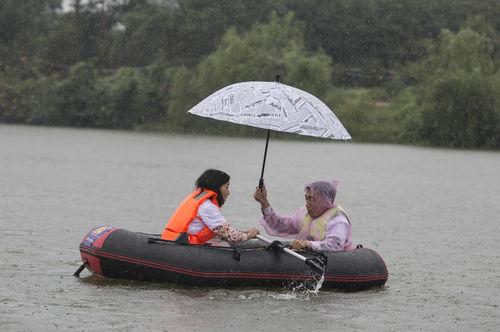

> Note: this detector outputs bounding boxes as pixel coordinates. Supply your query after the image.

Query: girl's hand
[246,228,260,240]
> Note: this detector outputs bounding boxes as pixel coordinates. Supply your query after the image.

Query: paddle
[256,234,326,276]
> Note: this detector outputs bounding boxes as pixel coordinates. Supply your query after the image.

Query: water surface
[1,125,499,331]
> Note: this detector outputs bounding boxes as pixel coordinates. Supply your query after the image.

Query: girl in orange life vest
[161,169,260,245]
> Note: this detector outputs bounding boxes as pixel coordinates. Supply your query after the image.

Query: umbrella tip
[275,74,280,83]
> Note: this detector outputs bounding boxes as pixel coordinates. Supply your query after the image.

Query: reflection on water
[0,125,499,331]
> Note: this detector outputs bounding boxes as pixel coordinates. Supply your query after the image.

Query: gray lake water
[1,124,499,331]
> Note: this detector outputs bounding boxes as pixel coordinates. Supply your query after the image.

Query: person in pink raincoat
[253,180,354,252]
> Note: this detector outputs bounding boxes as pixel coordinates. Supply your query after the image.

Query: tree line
[0,0,499,148]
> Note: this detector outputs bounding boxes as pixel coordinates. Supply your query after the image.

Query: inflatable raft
[77,226,388,291]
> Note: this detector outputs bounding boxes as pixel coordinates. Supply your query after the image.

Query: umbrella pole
[258,129,271,189]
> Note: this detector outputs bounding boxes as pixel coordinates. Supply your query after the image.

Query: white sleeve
[197,200,226,230]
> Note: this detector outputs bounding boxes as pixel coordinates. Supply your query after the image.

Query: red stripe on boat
[79,245,387,283]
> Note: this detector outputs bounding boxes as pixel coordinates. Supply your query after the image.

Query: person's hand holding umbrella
[254,184,312,251]
[188,76,351,187]
[253,184,270,210]
[187,76,350,274]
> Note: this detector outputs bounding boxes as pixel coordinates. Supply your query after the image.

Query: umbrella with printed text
[188,76,351,274]
[188,76,351,188]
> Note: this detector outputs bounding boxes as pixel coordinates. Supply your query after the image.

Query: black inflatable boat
[77,226,388,291]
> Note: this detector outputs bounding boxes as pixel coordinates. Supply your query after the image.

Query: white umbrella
[188,77,351,186]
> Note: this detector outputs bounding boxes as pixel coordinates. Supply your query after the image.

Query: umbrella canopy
[187,80,351,186]
[188,81,351,140]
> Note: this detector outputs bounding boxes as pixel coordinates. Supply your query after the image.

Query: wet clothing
[161,189,218,244]
[259,205,353,252]
[161,189,249,245]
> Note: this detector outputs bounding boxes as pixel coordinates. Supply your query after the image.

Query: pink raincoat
[258,181,354,252]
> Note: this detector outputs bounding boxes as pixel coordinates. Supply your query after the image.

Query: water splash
[309,273,325,294]
[268,271,326,301]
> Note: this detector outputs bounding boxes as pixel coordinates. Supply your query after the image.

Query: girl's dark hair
[195,169,230,206]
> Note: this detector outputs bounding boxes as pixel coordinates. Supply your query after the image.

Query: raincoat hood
[305,180,339,217]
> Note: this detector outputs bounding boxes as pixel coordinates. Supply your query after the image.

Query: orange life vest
[161,189,219,244]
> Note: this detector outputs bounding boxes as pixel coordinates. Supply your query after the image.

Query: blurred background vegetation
[0,0,499,149]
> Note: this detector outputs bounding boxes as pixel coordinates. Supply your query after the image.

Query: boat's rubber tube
[79,226,388,291]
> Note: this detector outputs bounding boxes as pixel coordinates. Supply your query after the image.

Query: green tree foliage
[39,6,116,70]
[0,74,58,124]
[326,87,417,143]
[286,0,500,82]
[412,28,496,80]
[47,61,102,126]
[195,13,332,96]
[0,0,60,68]
[408,22,500,148]
[37,15,81,70]
[1,1,500,149]
[171,0,281,65]
[0,61,168,129]
[97,65,168,128]
[109,3,176,67]
[286,0,435,65]
[165,13,333,133]
[417,73,498,148]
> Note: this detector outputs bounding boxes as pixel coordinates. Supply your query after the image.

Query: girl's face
[219,181,230,203]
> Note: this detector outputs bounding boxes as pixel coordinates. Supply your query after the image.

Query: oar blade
[258,235,326,276]
[306,257,325,276]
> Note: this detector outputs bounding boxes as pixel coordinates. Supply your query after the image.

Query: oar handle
[256,235,307,262]
[256,234,273,244]
[283,247,307,262]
